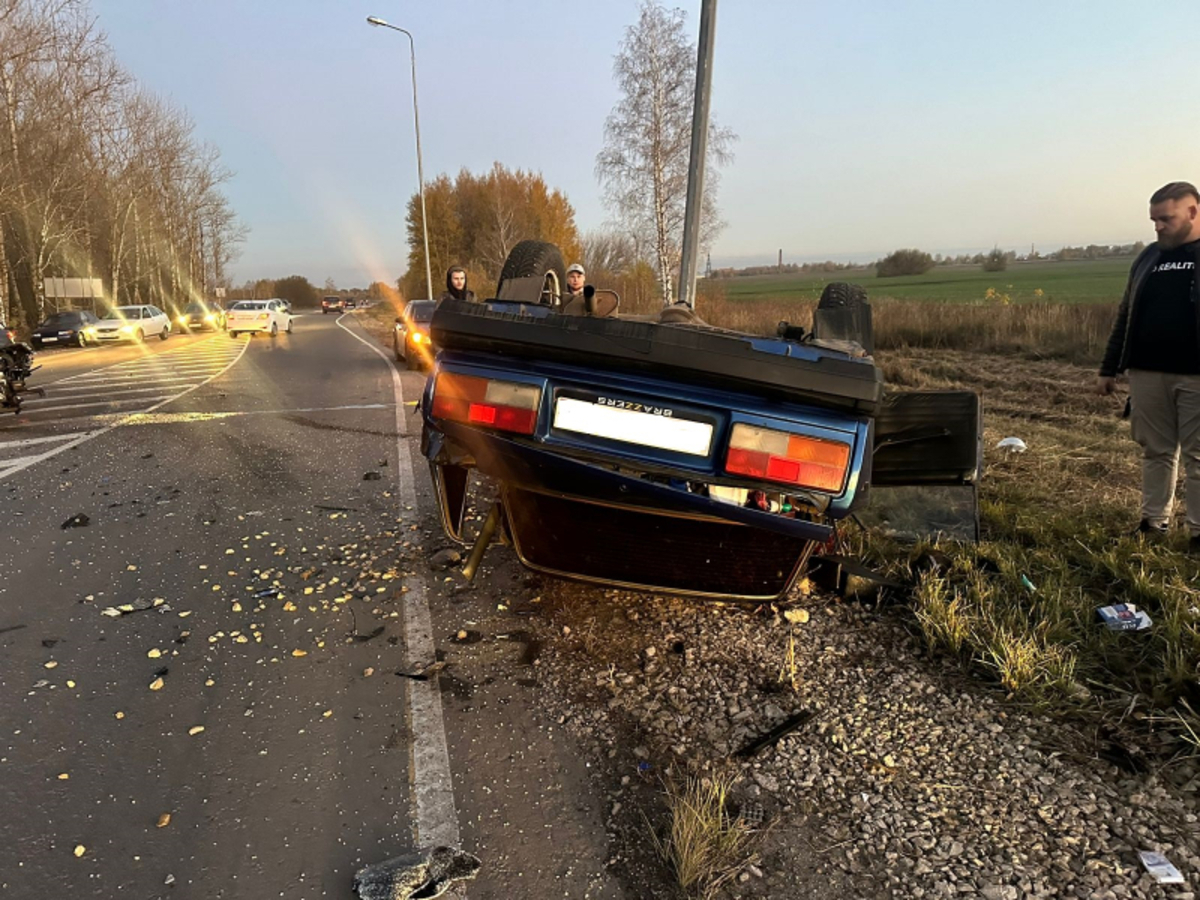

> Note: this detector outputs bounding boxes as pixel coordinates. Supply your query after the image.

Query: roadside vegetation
[1,0,244,330]
[853,349,1200,758]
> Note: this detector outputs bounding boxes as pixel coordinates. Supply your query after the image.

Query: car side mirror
[394,317,404,325]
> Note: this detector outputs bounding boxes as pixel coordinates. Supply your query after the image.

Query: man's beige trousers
[1128,368,1200,533]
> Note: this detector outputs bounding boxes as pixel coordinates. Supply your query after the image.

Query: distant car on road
[322,296,344,314]
[30,310,100,348]
[90,305,171,342]
[343,297,358,310]
[394,299,437,369]
[227,299,293,338]
[176,301,226,333]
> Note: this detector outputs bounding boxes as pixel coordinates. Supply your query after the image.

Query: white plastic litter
[996,437,1027,453]
[1138,850,1184,884]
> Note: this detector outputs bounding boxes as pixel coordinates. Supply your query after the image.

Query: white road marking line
[0,431,100,448]
[31,382,200,398]
[0,453,49,467]
[0,339,249,481]
[60,372,217,388]
[336,313,461,851]
[17,395,175,414]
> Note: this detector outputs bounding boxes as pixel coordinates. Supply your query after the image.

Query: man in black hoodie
[1098,181,1200,545]
[439,266,476,304]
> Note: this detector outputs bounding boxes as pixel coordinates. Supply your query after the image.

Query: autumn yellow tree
[401,163,581,300]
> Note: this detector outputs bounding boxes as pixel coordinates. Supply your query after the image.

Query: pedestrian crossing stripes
[0,336,249,481]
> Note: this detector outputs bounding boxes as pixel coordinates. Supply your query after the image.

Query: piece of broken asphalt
[363,471,382,481]
[353,845,481,900]
[61,513,89,529]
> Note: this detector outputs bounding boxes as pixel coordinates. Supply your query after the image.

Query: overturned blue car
[421,240,981,601]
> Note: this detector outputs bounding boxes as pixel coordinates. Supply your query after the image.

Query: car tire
[818,282,868,310]
[77,333,87,347]
[135,328,144,342]
[230,330,238,338]
[404,352,417,371]
[159,327,169,341]
[269,323,278,339]
[496,239,565,305]
[393,335,403,362]
[812,281,873,354]
[286,319,293,334]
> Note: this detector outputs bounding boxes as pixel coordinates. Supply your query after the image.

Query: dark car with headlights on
[394,299,436,370]
[30,310,100,348]
[177,301,226,332]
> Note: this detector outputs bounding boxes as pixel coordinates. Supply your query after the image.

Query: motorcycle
[0,324,40,412]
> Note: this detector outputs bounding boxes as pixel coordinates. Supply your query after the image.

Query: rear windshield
[41,312,80,327]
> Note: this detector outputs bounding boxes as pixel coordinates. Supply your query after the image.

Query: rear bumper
[229,321,272,332]
[423,420,831,599]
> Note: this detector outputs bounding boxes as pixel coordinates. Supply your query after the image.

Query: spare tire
[496,240,565,305]
[813,281,873,353]
[817,281,869,310]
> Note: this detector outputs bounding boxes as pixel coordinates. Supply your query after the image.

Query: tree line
[0,0,244,329]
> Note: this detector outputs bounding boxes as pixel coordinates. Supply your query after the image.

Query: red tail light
[432,373,541,435]
[725,423,850,493]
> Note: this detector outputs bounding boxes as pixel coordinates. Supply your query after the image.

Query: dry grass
[650,771,757,898]
[862,349,1200,751]
[688,289,1118,365]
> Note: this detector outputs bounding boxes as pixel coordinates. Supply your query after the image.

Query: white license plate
[43,336,57,342]
[553,396,713,456]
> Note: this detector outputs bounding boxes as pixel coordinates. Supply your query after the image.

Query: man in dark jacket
[1098,181,1200,544]
[439,266,476,303]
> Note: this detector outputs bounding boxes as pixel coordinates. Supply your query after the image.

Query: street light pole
[367,16,435,301]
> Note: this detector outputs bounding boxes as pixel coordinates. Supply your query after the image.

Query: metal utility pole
[676,0,718,310]
[367,16,435,300]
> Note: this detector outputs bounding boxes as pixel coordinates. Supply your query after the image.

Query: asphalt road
[0,314,437,897]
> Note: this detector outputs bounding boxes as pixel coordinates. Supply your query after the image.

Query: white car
[89,305,172,342]
[226,299,294,338]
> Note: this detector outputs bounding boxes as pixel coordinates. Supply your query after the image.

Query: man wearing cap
[563,263,586,305]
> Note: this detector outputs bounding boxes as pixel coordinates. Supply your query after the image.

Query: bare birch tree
[0,0,243,328]
[595,1,734,305]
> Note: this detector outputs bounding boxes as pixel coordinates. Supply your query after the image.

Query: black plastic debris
[734,709,814,759]
[61,513,90,530]
[396,660,448,682]
[353,626,385,643]
[428,549,462,571]
[363,471,383,481]
[352,845,481,900]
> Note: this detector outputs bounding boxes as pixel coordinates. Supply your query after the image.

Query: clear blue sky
[93,0,1200,286]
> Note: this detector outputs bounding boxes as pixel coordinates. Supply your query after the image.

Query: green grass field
[715,258,1132,305]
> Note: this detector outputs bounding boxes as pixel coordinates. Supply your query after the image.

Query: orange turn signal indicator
[431,372,541,435]
[724,423,850,493]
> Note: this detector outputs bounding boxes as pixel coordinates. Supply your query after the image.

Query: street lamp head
[366,16,388,26]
